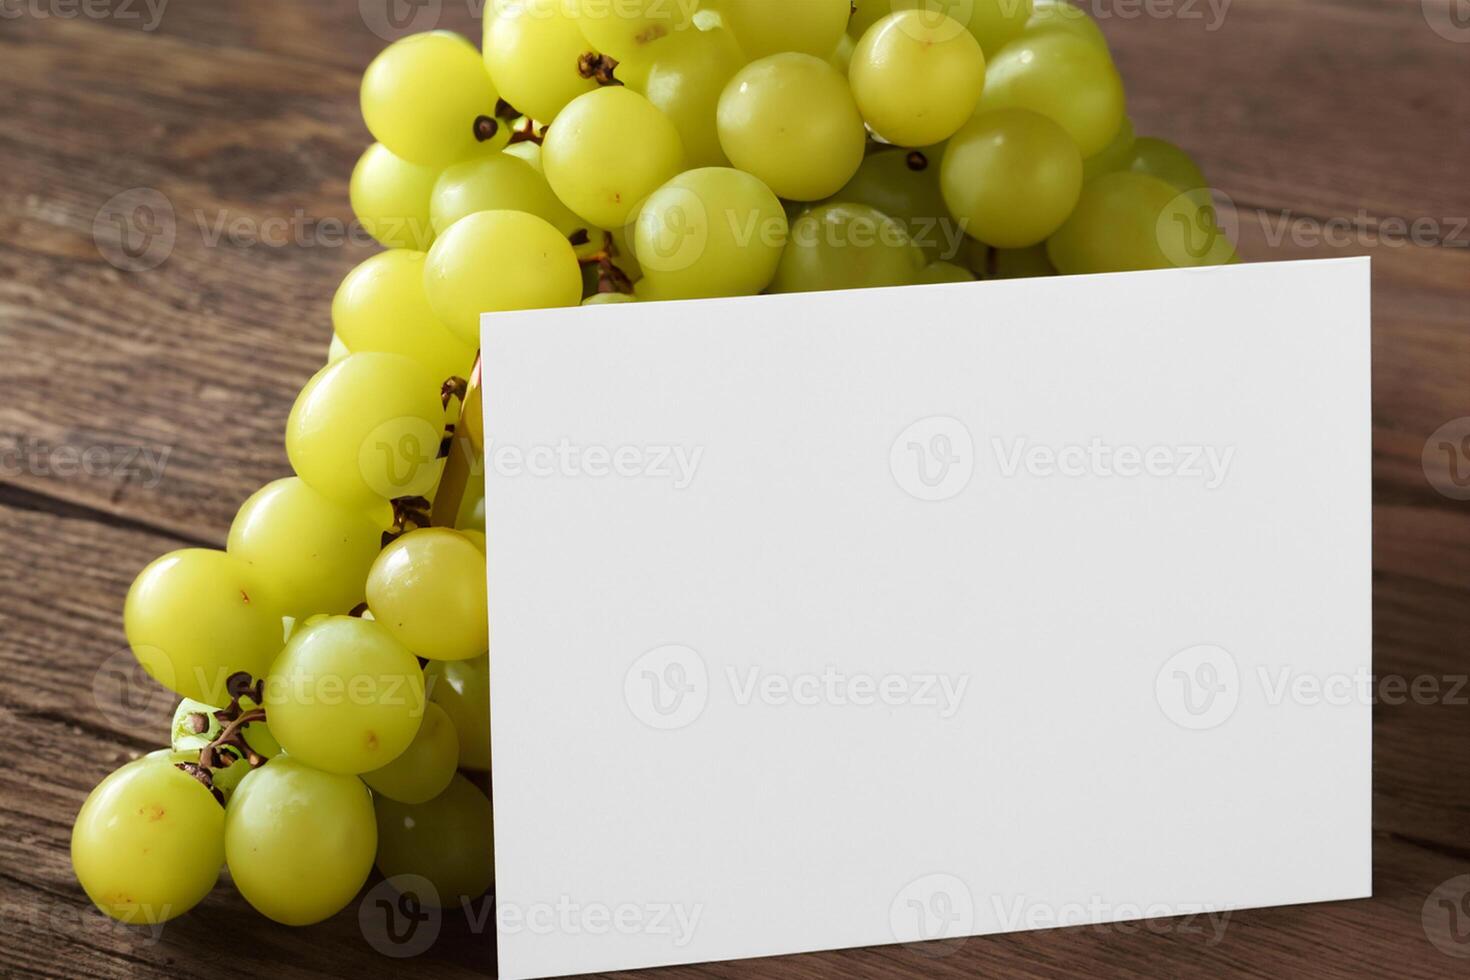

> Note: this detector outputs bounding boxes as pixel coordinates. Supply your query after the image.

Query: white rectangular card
[482,257,1372,980]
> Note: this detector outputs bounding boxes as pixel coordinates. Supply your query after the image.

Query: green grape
[331,250,478,384]
[458,529,488,553]
[974,31,1124,157]
[717,53,866,201]
[455,473,486,532]
[361,31,503,168]
[1025,0,1109,50]
[484,0,599,124]
[576,0,693,61]
[1046,170,1233,275]
[1129,136,1212,207]
[362,702,459,804]
[640,23,745,169]
[374,775,495,908]
[169,698,279,798]
[714,0,849,58]
[941,108,1083,248]
[423,210,583,346]
[426,656,491,771]
[1082,114,1135,182]
[225,757,376,926]
[72,754,224,925]
[770,202,926,293]
[825,148,956,261]
[543,87,685,229]
[366,528,488,662]
[349,143,438,251]
[635,167,788,299]
[849,12,986,148]
[851,0,1034,56]
[327,333,350,364]
[989,242,1058,279]
[226,477,388,620]
[583,291,637,305]
[916,260,975,284]
[286,352,448,506]
[829,31,854,73]
[503,139,543,172]
[430,151,588,239]
[264,616,426,775]
[125,549,284,705]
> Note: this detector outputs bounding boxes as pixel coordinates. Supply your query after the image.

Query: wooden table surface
[2,1,1468,977]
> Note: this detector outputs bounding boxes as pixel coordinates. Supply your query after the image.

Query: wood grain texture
[1,0,1468,977]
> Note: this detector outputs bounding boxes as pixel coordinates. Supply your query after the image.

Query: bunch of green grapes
[74,0,1235,935]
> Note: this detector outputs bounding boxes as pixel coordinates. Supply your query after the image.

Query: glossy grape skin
[851,0,1034,56]
[715,0,850,59]
[362,701,459,804]
[374,775,495,908]
[72,755,224,925]
[1129,136,1212,207]
[264,616,426,775]
[124,549,284,705]
[1046,170,1233,275]
[990,242,1058,279]
[327,333,350,365]
[226,478,388,621]
[423,210,584,347]
[426,656,491,771]
[331,250,477,387]
[640,24,746,168]
[224,757,377,926]
[770,202,926,294]
[941,108,1083,248]
[576,0,693,62]
[543,87,685,229]
[916,260,975,284]
[1024,0,1109,51]
[349,143,438,251]
[366,528,488,662]
[849,12,987,148]
[1082,115,1136,183]
[825,148,955,261]
[717,53,866,201]
[361,32,502,168]
[635,167,788,300]
[430,152,588,239]
[484,0,598,124]
[974,31,1125,157]
[286,352,448,507]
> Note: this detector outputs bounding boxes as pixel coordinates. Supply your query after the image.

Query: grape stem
[579,231,635,295]
[576,52,622,87]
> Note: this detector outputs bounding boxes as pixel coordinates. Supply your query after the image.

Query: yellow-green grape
[584,291,637,305]
[990,242,1057,279]
[362,702,459,804]
[717,53,866,201]
[1046,171,1234,275]
[640,23,745,169]
[366,528,488,662]
[852,0,1034,56]
[349,143,438,251]
[503,139,543,172]
[361,31,503,168]
[635,167,788,299]
[916,260,975,284]
[430,151,588,240]
[374,775,495,909]
[576,0,693,61]
[72,754,224,925]
[226,478,387,620]
[426,656,491,771]
[1129,136,1212,208]
[331,250,477,384]
[1025,0,1108,51]
[264,616,426,775]
[543,87,685,229]
[458,529,487,552]
[771,202,926,293]
[826,148,955,261]
[287,352,447,506]
[327,333,350,364]
[714,0,849,58]
[124,549,284,705]
[829,31,854,73]
[608,225,643,281]
[975,31,1124,157]
[849,12,986,148]
[423,210,583,346]
[1082,115,1135,182]
[224,757,376,926]
[941,108,1083,248]
[484,0,599,124]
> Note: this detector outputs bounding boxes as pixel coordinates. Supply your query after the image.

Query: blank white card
[482,258,1372,979]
